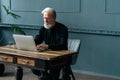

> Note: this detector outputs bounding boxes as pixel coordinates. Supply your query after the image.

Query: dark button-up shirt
[35,22,68,50]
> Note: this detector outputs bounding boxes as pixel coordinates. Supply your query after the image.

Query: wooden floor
[0,64,119,80]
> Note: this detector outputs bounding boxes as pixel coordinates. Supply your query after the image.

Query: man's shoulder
[39,26,45,30]
[39,26,46,33]
[56,22,68,30]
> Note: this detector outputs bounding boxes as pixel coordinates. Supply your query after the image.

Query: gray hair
[41,7,56,19]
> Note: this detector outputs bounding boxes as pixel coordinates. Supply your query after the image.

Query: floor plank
[0,64,119,80]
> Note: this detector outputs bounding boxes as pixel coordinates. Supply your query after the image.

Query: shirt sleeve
[34,28,44,45]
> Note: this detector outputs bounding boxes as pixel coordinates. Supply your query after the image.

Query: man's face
[43,12,55,29]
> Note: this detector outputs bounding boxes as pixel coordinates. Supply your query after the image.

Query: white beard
[44,24,52,29]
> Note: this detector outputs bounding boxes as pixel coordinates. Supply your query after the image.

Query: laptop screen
[13,34,37,52]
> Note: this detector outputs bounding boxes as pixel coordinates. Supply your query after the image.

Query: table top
[0,45,76,60]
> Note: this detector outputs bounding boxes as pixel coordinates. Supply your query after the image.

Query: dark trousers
[31,66,62,80]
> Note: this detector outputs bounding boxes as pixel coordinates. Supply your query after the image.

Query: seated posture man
[31,7,68,80]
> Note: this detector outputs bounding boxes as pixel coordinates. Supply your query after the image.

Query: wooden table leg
[15,66,23,80]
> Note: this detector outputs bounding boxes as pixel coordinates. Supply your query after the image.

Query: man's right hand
[37,44,48,50]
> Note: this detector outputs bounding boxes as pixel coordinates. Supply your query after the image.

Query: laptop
[13,34,38,52]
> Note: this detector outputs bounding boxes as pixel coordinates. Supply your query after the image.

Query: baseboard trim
[73,69,120,79]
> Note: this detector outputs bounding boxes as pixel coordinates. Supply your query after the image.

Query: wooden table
[0,46,76,80]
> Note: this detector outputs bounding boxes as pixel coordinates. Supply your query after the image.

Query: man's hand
[37,44,48,50]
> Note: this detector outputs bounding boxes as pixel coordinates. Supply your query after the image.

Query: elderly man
[35,7,68,51]
[31,7,68,80]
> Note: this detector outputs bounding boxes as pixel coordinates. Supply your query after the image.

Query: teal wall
[1,0,120,32]
[1,0,120,79]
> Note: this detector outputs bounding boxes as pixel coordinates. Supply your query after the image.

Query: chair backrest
[68,39,81,52]
[68,39,81,65]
